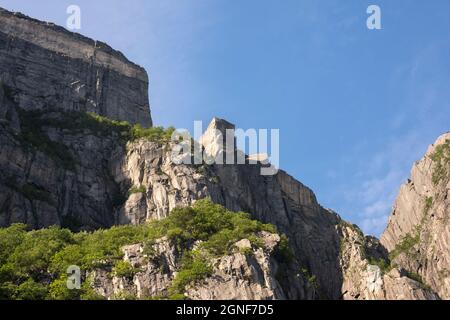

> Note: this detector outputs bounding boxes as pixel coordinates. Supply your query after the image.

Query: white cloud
[361,215,389,236]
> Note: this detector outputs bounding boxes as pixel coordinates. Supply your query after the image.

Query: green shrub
[201,229,236,256]
[300,268,319,290]
[80,288,106,300]
[131,125,175,143]
[128,185,146,195]
[0,282,18,300]
[273,234,295,263]
[431,139,450,185]
[367,257,391,273]
[389,233,420,261]
[8,226,75,278]
[84,114,175,144]
[83,112,131,137]
[113,261,136,279]
[48,276,82,300]
[0,224,27,264]
[14,279,48,300]
[239,246,254,256]
[169,251,212,297]
[111,291,138,300]
[157,199,276,257]
[424,196,433,215]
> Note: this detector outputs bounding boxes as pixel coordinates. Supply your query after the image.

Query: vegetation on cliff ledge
[389,232,420,262]
[0,199,282,300]
[431,138,450,185]
[16,108,176,164]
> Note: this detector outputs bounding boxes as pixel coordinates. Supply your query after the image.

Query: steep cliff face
[113,119,344,299]
[0,98,126,230]
[0,95,343,298]
[1,7,449,300]
[381,133,450,299]
[2,93,446,299]
[339,223,438,300]
[337,134,450,300]
[0,8,151,127]
[0,6,152,230]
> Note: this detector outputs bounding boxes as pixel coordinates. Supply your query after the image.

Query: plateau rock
[0,8,152,127]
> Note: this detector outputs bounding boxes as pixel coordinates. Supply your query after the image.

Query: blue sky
[1,0,449,235]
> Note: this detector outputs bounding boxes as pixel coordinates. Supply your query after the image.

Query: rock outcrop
[339,222,438,300]
[0,8,152,127]
[91,238,178,299]
[114,118,344,299]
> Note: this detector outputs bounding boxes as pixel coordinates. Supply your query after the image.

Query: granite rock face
[338,133,450,300]
[113,118,344,299]
[381,133,450,299]
[91,238,178,299]
[0,8,152,127]
[91,232,313,300]
[339,222,438,300]
[0,98,126,230]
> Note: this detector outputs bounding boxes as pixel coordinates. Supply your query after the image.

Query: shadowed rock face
[0,8,152,127]
[0,99,126,230]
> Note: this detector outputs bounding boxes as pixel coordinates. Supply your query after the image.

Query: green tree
[14,279,47,300]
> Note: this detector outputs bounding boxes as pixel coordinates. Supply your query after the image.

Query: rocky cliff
[0,8,151,127]
[339,222,438,300]
[0,7,449,300]
[91,232,313,300]
[381,133,450,299]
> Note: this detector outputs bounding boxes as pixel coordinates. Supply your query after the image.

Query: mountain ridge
[0,7,448,300]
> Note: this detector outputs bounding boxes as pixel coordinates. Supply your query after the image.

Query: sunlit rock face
[199,117,237,164]
[91,233,314,300]
[115,118,345,299]
[1,6,449,300]
[381,132,450,299]
[339,223,438,300]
